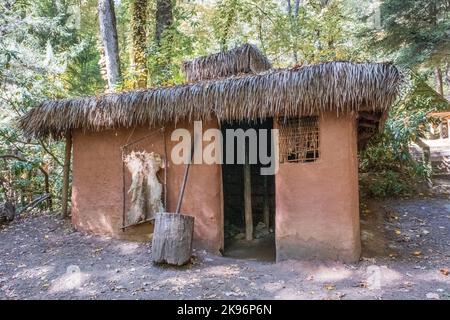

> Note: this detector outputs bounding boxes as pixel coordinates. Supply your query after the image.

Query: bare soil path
[0,196,449,300]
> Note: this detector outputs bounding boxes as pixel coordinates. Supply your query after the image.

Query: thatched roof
[19,61,403,140]
[182,44,272,82]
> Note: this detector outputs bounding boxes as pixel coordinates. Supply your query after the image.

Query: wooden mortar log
[151,212,194,266]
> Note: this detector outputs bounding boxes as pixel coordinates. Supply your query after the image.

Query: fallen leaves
[324,284,336,291]
[412,251,422,257]
[92,248,103,254]
[439,268,449,276]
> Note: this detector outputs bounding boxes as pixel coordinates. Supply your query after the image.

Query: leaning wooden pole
[175,137,195,214]
[61,131,72,218]
[244,145,253,241]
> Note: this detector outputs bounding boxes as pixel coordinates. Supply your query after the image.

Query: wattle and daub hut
[19,44,403,262]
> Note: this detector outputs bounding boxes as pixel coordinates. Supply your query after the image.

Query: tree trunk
[61,132,72,218]
[435,66,444,96]
[130,0,148,88]
[152,212,194,265]
[287,0,302,64]
[98,0,121,91]
[155,0,173,44]
[152,0,173,84]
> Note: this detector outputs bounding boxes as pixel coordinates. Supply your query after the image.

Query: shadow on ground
[0,195,449,300]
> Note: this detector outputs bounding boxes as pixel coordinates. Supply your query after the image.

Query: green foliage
[360,171,415,198]
[207,0,366,66]
[373,0,450,67]
[147,4,197,86]
[359,75,448,198]
[1,0,450,209]
[0,0,101,211]
[355,0,450,198]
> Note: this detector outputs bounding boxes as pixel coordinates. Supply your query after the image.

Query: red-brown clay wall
[275,111,361,262]
[71,120,223,253]
[72,113,360,261]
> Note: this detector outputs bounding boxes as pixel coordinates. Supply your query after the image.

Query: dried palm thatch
[182,43,272,82]
[19,61,403,140]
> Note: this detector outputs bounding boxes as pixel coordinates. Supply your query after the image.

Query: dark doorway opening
[221,118,276,261]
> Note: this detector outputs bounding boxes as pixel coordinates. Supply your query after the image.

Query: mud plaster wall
[71,120,223,253]
[275,111,361,262]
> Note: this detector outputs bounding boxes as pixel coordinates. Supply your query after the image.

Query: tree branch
[38,139,63,167]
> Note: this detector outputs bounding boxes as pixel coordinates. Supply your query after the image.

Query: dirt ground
[0,195,449,300]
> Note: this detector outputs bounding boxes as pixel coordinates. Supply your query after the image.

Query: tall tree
[0,0,77,211]
[150,0,174,84]
[98,0,121,91]
[130,0,148,88]
[370,0,450,68]
[287,0,302,64]
[155,0,173,44]
[212,0,240,51]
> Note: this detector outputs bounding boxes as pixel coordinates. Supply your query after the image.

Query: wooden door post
[244,144,253,241]
[263,175,270,230]
[61,131,72,218]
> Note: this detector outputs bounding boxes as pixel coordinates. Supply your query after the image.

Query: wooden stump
[152,212,194,266]
[0,202,15,225]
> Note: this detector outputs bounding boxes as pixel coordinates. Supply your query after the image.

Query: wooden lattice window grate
[279,116,320,163]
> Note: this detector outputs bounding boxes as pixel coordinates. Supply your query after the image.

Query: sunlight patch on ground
[115,242,141,255]
[410,269,450,284]
[309,265,353,283]
[376,266,404,288]
[273,287,304,299]
[13,265,54,280]
[48,265,90,294]
[157,274,202,292]
[202,265,241,277]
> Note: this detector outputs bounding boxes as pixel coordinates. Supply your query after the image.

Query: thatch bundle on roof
[19,61,403,140]
[182,43,272,82]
